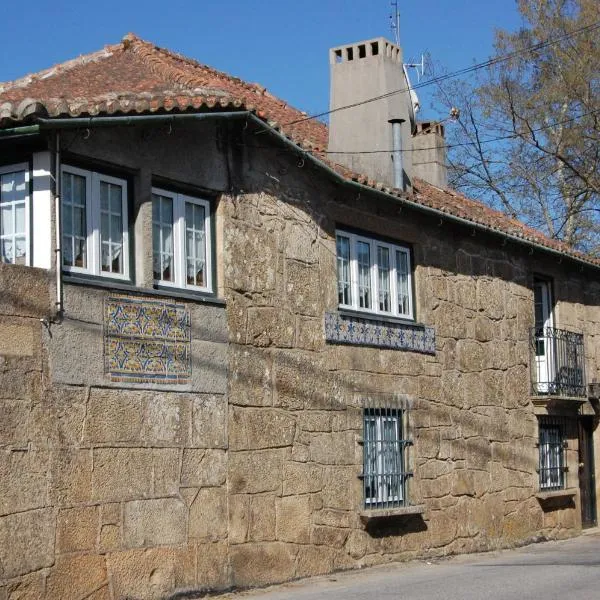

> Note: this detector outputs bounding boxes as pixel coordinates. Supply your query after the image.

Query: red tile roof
[0,33,597,267]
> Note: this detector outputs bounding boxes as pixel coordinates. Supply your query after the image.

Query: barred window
[538,416,567,490]
[363,402,411,508]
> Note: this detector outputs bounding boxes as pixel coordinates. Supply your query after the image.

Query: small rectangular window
[538,416,567,490]
[61,165,129,279]
[152,187,212,293]
[336,229,414,319]
[0,164,30,266]
[363,402,411,508]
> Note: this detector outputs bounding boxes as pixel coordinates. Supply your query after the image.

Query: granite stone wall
[0,125,599,598]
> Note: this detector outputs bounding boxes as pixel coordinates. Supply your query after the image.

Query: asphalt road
[224,531,600,600]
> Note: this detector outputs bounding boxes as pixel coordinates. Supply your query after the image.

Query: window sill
[63,275,226,306]
[359,505,425,520]
[536,488,577,501]
[338,307,418,326]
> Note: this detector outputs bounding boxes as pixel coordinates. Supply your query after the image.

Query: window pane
[152,194,174,283]
[0,205,11,236]
[377,246,391,312]
[336,235,351,305]
[396,250,410,315]
[100,182,124,274]
[62,172,87,269]
[1,240,12,263]
[185,202,206,287]
[357,241,371,309]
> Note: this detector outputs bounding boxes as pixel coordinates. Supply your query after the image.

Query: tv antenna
[390,1,400,46]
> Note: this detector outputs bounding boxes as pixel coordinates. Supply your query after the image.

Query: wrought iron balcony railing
[530,327,586,398]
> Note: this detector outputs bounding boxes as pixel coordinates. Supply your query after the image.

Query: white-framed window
[363,405,410,508]
[336,230,413,319]
[538,416,567,491]
[61,165,129,279]
[152,187,212,293]
[1,163,30,266]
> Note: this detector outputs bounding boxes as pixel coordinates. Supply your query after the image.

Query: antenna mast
[390,1,400,46]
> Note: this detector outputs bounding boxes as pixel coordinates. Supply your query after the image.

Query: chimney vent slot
[358,44,366,58]
[346,47,354,61]
[334,49,343,63]
[371,42,379,56]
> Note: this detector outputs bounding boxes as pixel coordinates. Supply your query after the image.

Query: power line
[324,107,600,154]
[280,20,600,127]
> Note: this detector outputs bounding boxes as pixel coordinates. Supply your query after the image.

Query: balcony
[530,327,586,398]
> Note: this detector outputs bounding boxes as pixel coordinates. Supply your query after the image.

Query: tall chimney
[412,121,448,189]
[328,38,416,190]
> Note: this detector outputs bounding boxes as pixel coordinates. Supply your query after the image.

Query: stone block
[284,221,319,264]
[0,449,47,515]
[83,388,144,444]
[100,523,122,552]
[296,545,337,578]
[276,495,311,544]
[247,307,295,347]
[321,466,360,510]
[192,394,228,448]
[124,498,187,548]
[282,461,323,496]
[314,508,355,529]
[456,339,486,372]
[0,572,45,600]
[229,345,273,407]
[229,449,284,494]
[28,385,87,447]
[0,367,40,402]
[190,340,228,394]
[0,508,54,579]
[189,303,228,343]
[46,554,107,600]
[92,448,152,502]
[107,547,196,600]
[230,542,296,587]
[189,487,227,540]
[0,323,35,357]
[144,392,191,446]
[57,505,98,553]
[312,525,349,548]
[181,449,226,487]
[286,261,321,316]
[50,448,93,505]
[0,263,52,317]
[152,448,181,496]
[228,494,250,544]
[297,316,324,351]
[225,224,277,296]
[196,541,229,590]
[230,407,296,451]
[309,431,355,465]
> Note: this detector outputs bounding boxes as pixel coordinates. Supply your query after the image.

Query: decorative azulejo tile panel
[324,311,436,355]
[104,297,191,383]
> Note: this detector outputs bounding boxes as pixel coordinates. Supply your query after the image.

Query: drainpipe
[389,118,405,190]
[54,132,63,317]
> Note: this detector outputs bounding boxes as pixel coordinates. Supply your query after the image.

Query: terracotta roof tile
[0,34,597,267]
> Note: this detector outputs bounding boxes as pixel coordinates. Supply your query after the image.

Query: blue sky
[0,1,523,122]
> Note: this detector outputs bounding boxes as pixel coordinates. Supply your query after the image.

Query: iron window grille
[538,416,568,491]
[362,398,412,509]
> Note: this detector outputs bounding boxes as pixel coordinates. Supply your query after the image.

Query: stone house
[0,32,599,600]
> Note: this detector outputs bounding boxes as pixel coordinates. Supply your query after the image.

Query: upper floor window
[61,165,130,279]
[0,164,29,266]
[336,230,413,319]
[152,188,212,293]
